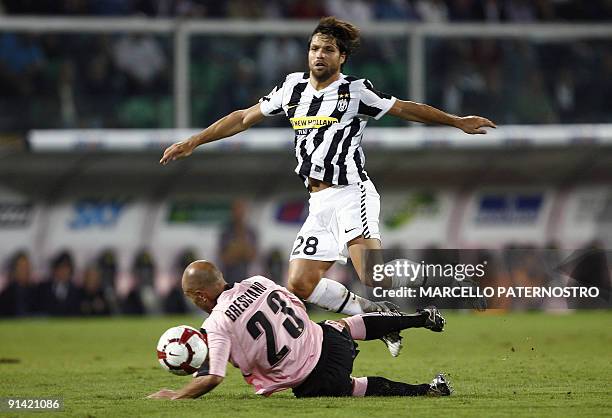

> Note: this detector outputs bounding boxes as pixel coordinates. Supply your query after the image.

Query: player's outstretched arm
[387,100,496,134]
[159,103,265,165]
[147,375,224,400]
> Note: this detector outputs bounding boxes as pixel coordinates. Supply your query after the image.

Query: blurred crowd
[0,32,173,131]
[0,247,203,317]
[2,0,611,22]
[1,34,611,132]
[0,200,290,317]
[1,241,608,317]
[0,1,611,133]
[427,39,612,124]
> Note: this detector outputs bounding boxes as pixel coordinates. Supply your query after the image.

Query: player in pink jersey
[148,260,452,400]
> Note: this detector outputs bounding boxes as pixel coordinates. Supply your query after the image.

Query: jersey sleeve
[194,328,211,377]
[357,79,397,120]
[258,79,285,117]
[195,357,211,377]
[201,314,231,377]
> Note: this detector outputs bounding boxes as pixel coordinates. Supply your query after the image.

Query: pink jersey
[202,276,323,395]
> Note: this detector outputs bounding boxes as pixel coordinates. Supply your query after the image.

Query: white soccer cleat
[380,331,403,357]
[371,301,404,357]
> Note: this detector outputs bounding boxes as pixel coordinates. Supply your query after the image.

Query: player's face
[184,289,212,313]
[308,34,345,82]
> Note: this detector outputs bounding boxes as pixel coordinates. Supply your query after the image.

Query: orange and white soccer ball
[156,325,208,376]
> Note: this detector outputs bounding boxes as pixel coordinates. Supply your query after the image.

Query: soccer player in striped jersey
[160,17,496,356]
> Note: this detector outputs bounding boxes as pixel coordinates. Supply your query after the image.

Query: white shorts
[289,180,381,264]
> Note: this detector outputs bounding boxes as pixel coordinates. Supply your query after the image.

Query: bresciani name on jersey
[259,72,396,186]
[224,281,267,321]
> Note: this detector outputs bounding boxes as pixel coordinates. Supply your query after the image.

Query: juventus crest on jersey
[259,72,396,186]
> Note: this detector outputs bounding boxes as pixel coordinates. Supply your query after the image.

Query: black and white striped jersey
[259,72,396,186]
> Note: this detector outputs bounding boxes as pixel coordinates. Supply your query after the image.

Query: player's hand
[160,138,197,165]
[456,116,497,134]
[147,389,178,399]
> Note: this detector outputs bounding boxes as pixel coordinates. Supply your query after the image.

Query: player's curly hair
[309,16,361,60]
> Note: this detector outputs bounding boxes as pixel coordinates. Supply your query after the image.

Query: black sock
[361,312,427,340]
[365,376,430,397]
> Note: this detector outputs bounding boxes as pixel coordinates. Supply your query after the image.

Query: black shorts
[292,321,358,398]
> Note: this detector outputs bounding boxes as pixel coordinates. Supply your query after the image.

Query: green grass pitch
[1,311,610,417]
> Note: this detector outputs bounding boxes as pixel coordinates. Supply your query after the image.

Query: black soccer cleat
[417,306,445,332]
[428,373,453,396]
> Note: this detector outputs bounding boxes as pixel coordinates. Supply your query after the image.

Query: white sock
[385,259,427,288]
[306,278,375,315]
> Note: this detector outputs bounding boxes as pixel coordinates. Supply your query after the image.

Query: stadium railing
[26,124,612,151]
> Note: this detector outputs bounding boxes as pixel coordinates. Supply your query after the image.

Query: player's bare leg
[347,236,426,289]
[286,258,333,299]
[347,236,389,287]
[287,258,396,315]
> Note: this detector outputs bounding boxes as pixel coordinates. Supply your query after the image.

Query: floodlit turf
[0,311,610,417]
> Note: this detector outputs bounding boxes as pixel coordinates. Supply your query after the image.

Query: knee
[287,270,320,299]
[338,319,351,334]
